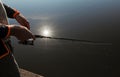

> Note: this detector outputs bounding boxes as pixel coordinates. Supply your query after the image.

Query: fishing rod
[19,35,112,45]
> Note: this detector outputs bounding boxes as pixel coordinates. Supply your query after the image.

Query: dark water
[3,0,118,77]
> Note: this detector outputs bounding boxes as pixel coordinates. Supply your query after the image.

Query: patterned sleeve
[0,25,10,39]
[3,4,20,18]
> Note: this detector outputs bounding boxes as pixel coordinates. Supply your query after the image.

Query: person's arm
[3,4,30,29]
[0,25,35,41]
[10,25,34,41]
[14,14,30,29]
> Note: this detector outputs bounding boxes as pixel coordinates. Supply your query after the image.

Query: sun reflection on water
[42,29,51,37]
[38,25,53,37]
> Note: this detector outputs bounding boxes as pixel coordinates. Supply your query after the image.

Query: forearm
[14,14,30,29]
[4,4,30,29]
[9,25,35,41]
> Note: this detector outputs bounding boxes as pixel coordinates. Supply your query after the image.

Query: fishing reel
[19,39,34,45]
[18,35,44,45]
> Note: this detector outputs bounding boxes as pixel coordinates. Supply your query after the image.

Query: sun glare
[42,29,51,36]
[38,25,53,37]
[43,30,50,36]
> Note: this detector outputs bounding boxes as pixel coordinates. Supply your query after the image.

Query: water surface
[3,0,117,77]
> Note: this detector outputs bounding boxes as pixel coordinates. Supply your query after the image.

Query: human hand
[10,25,35,42]
[15,14,30,29]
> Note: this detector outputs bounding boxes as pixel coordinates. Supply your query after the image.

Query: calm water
[3,0,118,77]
